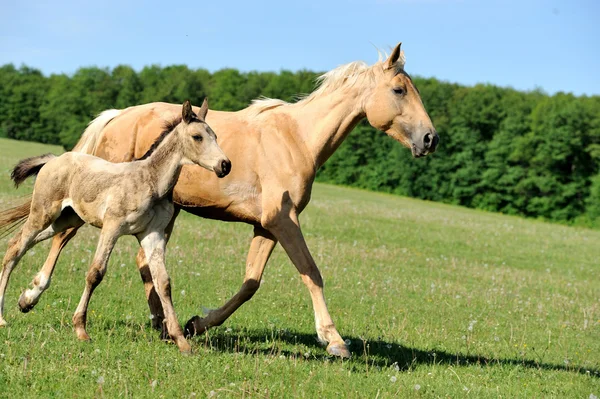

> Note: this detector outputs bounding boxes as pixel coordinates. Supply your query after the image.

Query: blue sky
[1,0,598,95]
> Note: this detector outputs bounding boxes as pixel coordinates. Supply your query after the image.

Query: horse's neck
[291,88,365,169]
[143,131,184,198]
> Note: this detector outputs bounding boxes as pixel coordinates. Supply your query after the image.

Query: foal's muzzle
[215,159,231,178]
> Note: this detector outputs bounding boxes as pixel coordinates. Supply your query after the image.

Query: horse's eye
[393,87,405,95]
[193,135,203,142]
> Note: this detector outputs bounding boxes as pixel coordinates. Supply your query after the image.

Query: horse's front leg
[185,225,277,336]
[263,209,350,358]
[136,207,180,335]
[137,229,190,354]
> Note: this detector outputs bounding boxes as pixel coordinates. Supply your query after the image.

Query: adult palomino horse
[8,43,438,358]
[0,100,230,353]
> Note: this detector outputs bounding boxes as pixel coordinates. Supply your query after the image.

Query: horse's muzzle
[412,130,439,158]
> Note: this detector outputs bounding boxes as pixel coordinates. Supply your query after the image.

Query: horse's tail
[72,109,122,154]
[11,153,56,188]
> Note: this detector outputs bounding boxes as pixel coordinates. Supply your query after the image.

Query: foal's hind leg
[0,215,56,326]
[18,209,84,312]
[137,229,191,354]
[72,226,119,341]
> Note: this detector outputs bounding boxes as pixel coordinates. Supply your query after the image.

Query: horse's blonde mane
[248,49,406,117]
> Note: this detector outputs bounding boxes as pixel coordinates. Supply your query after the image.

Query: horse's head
[364,43,439,157]
[179,99,231,178]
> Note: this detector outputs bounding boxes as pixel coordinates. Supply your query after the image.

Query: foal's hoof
[0,317,7,327]
[18,292,36,313]
[327,342,351,358]
[184,315,207,337]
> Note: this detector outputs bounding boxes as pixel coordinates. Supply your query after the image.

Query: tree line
[1,63,600,225]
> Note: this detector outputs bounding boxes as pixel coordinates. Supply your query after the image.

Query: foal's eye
[393,87,405,95]
[193,135,203,142]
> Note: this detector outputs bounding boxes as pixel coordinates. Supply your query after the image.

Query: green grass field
[0,137,598,398]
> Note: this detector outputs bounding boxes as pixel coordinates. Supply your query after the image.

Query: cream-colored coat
[6,45,438,358]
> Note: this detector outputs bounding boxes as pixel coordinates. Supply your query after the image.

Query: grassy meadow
[0,137,598,398]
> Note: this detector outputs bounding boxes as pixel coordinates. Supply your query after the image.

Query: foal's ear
[198,98,209,120]
[385,42,402,70]
[182,100,194,123]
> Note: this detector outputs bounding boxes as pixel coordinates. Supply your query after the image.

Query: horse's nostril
[423,133,432,148]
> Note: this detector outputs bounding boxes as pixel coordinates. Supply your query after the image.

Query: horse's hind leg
[0,213,56,325]
[185,226,276,336]
[18,209,84,312]
[72,226,119,341]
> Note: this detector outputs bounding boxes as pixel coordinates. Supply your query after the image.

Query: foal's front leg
[136,207,180,334]
[137,229,191,354]
[72,227,119,341]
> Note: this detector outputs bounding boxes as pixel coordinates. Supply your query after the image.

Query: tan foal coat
[0,100,230,353]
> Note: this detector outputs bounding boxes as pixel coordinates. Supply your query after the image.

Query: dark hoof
[184,315,207,338]
[327,342,351,358]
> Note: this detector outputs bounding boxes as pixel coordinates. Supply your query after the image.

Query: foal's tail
[0,198,32,239]
[0,153,56,239]
[11,153,56,188]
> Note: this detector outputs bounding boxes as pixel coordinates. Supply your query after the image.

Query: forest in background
[1,63,600,225]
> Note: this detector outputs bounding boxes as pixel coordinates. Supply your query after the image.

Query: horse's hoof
[327,342,351,358]
[18,292,35,313]
[184,315,207,337]
[0,318,7,327]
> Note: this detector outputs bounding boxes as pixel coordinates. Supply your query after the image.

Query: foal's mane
[249,50,406,116]
[136,116,182,161]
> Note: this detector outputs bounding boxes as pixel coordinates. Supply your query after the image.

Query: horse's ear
[198,98,209,120]
[182,100,194,123]
[385,42,402,70]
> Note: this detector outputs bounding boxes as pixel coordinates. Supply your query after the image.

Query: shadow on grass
[190,326,599,378]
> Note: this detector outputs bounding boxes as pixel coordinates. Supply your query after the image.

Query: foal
[0,100,230,353]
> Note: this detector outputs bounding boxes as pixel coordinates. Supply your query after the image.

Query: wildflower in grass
[414,384,421,391]
[467,320,477,332]
[97,376,104,384]
[390,376,397,383]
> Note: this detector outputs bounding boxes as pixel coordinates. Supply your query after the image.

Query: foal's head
[178,99,231,178]
[363,43,439,157]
